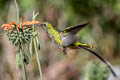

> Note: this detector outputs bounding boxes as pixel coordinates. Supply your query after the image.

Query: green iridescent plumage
[43,22,62,45]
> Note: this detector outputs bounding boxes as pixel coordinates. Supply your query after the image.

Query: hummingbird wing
[63,23,89,34]
[61,23,89,46]
[62,33,77,47]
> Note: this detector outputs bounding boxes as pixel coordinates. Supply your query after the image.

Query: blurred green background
[0,0,120,80]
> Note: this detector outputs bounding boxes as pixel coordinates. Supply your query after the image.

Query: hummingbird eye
[41,24,46,27]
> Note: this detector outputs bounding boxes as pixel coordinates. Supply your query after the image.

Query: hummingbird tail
[78,45,117,78]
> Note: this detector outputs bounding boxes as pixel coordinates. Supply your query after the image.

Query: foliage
[84,62,109,80]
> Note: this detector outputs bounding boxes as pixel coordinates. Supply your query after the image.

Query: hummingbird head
[41,22,52,28]
[40,23,47,28]
[40,23,46,27]
[39,22,48,30]
[40,22,55,32]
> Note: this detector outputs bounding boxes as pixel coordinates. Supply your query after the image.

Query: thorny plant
[1,0,42,80]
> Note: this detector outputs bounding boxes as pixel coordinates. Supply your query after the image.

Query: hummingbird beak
[35,23,46,27]
[34,23,46,28]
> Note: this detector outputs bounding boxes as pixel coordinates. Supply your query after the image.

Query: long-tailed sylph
[36,22,117,77]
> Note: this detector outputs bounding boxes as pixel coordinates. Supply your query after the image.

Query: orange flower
[31,20,40,24]
[1,24,12,30]
[22,21,31,26]
[16,24,20,28]
[1,16,40,31]
[21,16,40,26]
[22,20,40,26]
[21,16,25,23]
[9,21,16,25]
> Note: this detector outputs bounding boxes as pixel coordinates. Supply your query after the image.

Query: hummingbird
[37,22,117,77]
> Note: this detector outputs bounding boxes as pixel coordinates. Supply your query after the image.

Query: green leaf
[16,53,24,68]
[36,37,41,51]
[29,38,33,57]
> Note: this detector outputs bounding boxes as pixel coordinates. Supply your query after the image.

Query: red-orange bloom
[16,24,20,28]
[22,20,40,26]
[9,21,16,25]
[31,20,40,24]
[1,16,40,31]
[1,21,16,31]
[1,24,12,30]
[21,16,25,23]
[21,16,40,26]
[22,21,31,26]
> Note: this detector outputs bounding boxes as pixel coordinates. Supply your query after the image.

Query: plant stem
[21,63,27,80]
[14,0,19,23]
[20,49,27,80]
[33,38,42,80]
